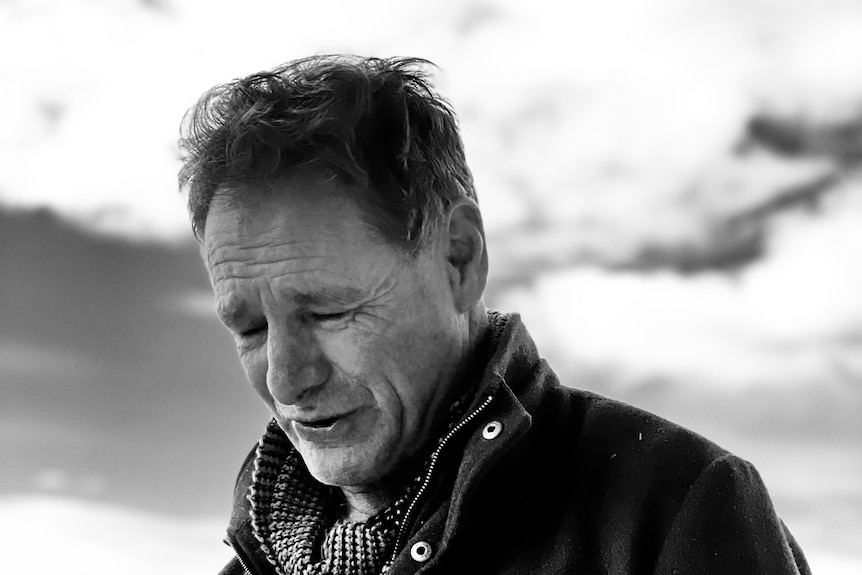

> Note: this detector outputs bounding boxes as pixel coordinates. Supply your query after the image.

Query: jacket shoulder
[540,385,729,469]
[520,383,735,522]
[654,453,812,574]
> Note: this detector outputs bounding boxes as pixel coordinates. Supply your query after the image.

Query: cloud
[495,181,862,391]
[0,0,424,240]
[0,341,104,380]
[0,495,233,575]
[2,3,861,569]
[2,0,862,243]
[32,469,108,497]
[808,555,862,575]
[166,289,219,319]
[0,207,264,517]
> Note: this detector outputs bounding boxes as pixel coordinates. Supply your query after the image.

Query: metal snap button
[410,541,433,562]
[482,420,503,440]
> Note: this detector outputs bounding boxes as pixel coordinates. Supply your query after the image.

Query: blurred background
[2,0,861,572]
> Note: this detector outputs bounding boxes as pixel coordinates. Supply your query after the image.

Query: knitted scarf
[248,380,481,575]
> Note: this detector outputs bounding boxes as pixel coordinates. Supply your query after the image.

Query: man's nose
[265,325,330,405]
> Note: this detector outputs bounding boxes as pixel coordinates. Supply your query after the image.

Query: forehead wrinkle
[210,253,361,286]
[207,233,370,270]
[206,235,349,279]
[206,236,303,263]
[209,253,332,273]
[211,257,381,309]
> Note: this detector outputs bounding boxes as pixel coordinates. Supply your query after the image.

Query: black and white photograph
[2,1,861,573]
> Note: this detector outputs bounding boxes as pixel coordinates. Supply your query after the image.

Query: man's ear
[441,198,488,313]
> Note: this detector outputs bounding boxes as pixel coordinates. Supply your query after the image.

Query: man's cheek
[240,352,271,400]
[320,327,376,376]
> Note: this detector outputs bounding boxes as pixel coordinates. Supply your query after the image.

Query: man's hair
[178,55,476,252]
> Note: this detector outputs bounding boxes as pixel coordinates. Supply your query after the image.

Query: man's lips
[295,415,342,428]
[291,409,356,429]
[288,409,363,444]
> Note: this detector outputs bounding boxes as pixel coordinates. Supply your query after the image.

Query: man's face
[204,174,467,489]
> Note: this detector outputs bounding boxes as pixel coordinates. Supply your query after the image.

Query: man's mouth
[289,409,363,443]
[299,416,341,429]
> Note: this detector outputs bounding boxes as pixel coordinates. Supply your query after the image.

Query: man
[179,55,811,575]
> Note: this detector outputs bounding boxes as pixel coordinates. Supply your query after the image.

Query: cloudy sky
[2,0,861,572]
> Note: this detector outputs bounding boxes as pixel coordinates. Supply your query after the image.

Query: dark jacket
[220,314,811,575]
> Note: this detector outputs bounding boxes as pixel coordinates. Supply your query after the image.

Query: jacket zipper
[385,392,497,570]
[227,538,254,575]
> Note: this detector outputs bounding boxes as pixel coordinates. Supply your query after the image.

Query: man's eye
[240,324,267,338]
[312,310,351,323]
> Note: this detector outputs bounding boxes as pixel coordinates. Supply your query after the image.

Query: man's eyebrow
[295,286,365,308]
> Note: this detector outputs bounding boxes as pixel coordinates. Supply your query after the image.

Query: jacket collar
[416,312,551,571]
[482,311,547,409]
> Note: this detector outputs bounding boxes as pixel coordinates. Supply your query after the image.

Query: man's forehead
[204,197,323,261]
[202,175,372,246]
[202,203,264,262]
[204,188,273,244]
[208,168,351,218]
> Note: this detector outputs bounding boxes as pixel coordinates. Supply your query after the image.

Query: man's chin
[300,448,389,488]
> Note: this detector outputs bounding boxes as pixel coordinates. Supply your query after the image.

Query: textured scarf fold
[249,423,413,575]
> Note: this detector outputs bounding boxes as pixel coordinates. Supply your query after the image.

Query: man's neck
[340,486,394,522]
